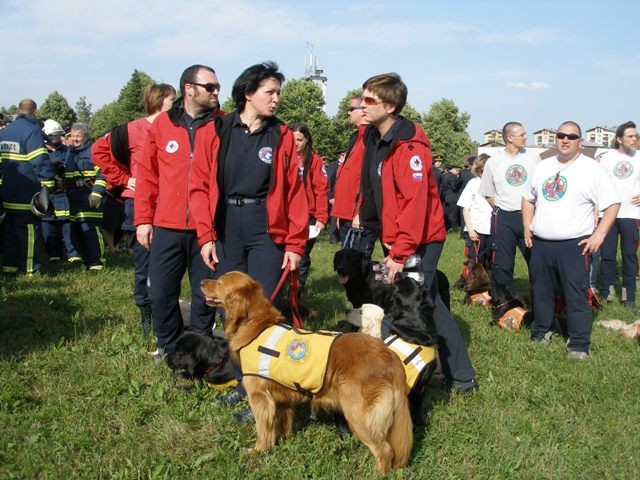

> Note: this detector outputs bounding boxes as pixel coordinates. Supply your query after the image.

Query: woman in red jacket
[288,122,328,295]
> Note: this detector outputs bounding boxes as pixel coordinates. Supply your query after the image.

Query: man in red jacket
[135,65,221,361]
[359,73,477,393]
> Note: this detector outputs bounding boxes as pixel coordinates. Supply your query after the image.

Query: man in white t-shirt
[479,122,540,296]
[598,121,640,309]
[522,121,620,360]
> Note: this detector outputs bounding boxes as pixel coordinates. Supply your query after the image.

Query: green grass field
[1,233,639,479]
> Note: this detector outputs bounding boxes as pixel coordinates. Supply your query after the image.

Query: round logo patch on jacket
[258,147,273,164]
[165,140,179,153]
[410,155,423,171]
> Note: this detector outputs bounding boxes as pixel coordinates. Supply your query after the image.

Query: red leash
[270,265,304,329]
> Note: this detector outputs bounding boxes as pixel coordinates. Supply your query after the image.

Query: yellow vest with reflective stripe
[239,324,339,395]
[384,335,437,394]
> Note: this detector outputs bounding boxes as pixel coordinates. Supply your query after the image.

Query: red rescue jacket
[134,103,218,230]
[189,114,308,256]
[332,126,366,220]
[300,151,329,225]
[364,118,445,263]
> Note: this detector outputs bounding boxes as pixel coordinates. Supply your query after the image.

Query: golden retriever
[201,271,413,472]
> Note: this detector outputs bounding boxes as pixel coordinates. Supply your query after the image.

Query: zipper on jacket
[185,150,193,229]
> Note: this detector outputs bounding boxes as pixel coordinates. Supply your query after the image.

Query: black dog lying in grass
[166,331,235,386]
[489,283,533,330]
[333,248,450,310]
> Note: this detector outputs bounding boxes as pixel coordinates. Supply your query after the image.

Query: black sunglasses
[556,132,581,140]
[348,106,363,112]
[190,82,221,93]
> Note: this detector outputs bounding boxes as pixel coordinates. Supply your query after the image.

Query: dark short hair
[614,121,637,148]
[179,65,216,97]
[558,121,582,137]
[362,73,407,115]
[232,61,285,113]
[502,122,523,139]
[143,83,176,115]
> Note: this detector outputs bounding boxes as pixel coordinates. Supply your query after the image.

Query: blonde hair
[471,153,490,177]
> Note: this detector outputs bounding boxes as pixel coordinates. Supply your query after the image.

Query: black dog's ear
[362,256,371,275]
[421,288,435,309]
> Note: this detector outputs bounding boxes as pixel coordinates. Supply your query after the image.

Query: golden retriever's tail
[388,387,413,469]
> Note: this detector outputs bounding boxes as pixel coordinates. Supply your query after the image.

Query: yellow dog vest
[240,324,339,395]
[384,335,437,394]
[496,306,527,330]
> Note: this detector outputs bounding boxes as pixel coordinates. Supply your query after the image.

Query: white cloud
[476,28,557,46]
[505,81,550,89]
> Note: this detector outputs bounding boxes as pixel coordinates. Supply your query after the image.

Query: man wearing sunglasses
[135,64,223,363]
[359,73,477,393]
[523,121,620,360]
[597,121,640,310]
[479,122,540,297]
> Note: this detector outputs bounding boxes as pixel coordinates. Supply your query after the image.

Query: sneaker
[451,377,479,394]
[623,300,635,310]
[149,348,166,365]
[49,256,62,263]
[88,264,104,272]
[234,408,254,423]
[606,285,616,302]
[214,389,246,406]
[530,331,552,347]
[567,350,588,361]
[67,256,83,264]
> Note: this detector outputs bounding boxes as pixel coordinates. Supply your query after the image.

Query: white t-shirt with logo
[598,150,640,220]
[457,176,492,234]
[523,154,620,240]
[479,148,541,211]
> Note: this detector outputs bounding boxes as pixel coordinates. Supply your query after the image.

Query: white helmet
[42,119,65,136]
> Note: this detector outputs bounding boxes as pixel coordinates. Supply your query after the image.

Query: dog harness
[239,324,340,396]
[384,335,437,394]
[469,291,491,306]
[496,306,527,330]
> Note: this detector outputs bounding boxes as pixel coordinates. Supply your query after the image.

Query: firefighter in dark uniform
[0,99,55,275]
[41,119,81,263]
[65,123,107,271]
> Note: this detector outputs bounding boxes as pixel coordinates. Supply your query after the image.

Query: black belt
[224,197,264,206]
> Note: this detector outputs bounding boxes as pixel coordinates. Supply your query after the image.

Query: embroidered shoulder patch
[409,155,423,172]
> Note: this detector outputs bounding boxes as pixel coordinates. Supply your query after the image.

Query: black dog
[386,273,438,346]
[166,331,235,385]
[489,283,533,330]
[333,248,450,310]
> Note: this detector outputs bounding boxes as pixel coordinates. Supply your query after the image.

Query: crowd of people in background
[1,62,637,422]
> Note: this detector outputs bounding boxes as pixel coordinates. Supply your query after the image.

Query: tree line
[1,69,477,164]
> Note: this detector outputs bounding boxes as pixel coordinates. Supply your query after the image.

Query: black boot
[139,305,153,336]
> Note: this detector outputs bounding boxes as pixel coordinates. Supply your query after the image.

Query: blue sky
[2,0,638,143]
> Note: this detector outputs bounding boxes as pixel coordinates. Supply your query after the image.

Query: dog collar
[204,348,229,376]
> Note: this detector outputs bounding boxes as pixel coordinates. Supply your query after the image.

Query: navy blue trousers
[41,219,80,260]
[599,218,638,302]
[416,242,476,382]
[2,213,42,274]
[148,227,214,353]
[490,208,531,296]
[123,199,150,308]
[530,237,593,352]
[215,202,286,395]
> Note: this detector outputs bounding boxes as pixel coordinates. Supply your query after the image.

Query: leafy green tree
[39,91,77,127]
[75,96,93,124]
[421,98,477,166]
[117,69,155,122]
[332,88,362,153]
[401,103,423,123]
[277,79,336,161]
[88,101,119,138]
[88,70,155,138]
[220,96,235,113]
